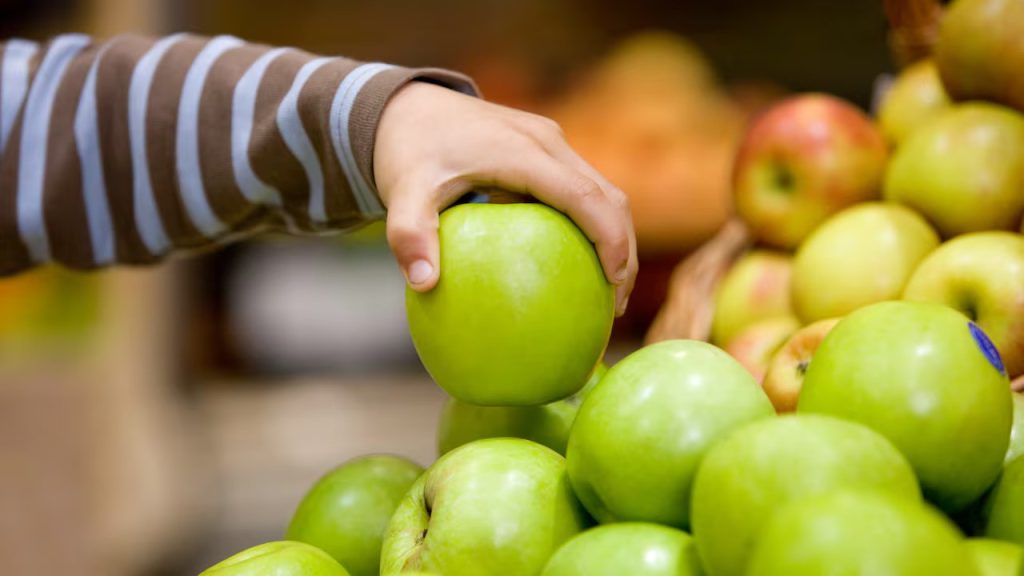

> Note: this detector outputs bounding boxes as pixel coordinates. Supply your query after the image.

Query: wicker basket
[644,0,944,345]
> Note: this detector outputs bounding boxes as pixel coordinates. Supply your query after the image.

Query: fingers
[490,150,635,315]
[385,186,443,292]
[549,143,639,316]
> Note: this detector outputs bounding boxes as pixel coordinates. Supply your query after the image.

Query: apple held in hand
[903,232,1024,378]
[761,317,840,412]
[437,363,607,456]
[967,539,1023,576]
[286,455,423,576]
[567,340,774,529]
[746,490,979,576]
[799,301,1013,512]
[540,523,704,576]
[407,203,614,406]
[732,94,887,250]
[380,438,588,576]
[878,59,951,146]
[936,0,1024,113]
[710,250,794,347]
[722,316,800,383]
[200,541,350,576]
[690,414,920,576]
[981,456,1024,548]
[884,103,1024,238]
[791,202,939,323]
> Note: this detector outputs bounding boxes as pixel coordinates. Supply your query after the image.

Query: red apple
[723,316,801,383]
[762,318,841,412]
[733,94,888,249]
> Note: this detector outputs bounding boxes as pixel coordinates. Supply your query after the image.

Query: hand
[374,82,638,316]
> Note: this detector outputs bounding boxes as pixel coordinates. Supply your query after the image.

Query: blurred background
[0,0,893,574]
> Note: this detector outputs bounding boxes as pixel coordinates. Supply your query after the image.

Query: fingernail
[615,265,628,284]
[408,260,433,285]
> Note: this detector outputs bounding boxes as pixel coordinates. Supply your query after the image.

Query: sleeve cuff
[329,64,480,218]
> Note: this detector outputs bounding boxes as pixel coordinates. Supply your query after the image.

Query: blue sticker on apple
[969,322,1006,376]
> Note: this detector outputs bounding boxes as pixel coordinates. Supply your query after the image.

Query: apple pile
[199,0,1024,574]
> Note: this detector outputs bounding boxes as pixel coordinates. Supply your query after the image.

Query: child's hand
[375,82,638,316]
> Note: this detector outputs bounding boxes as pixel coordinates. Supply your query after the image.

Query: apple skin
[285,455,423,576]
[380,438,589,576]
[540,523,704,576]
[732,93,887,250]
[798,301,1013,512]
[878,59,951,146]
[903,232,1024,378]
[437,363,607,456]
[746,490,979,576]
[567,340,774,529]
[884,103,1024,238]
[791,202,940,323]
[690,414,920,576]
[967,538,1024,576]
[936,0,1024,114]
[200,541,351,576]
[761,317,840,413]
[710,250,794,347]
[1010,393,1024,464]
[406,203,614,406]
[722,316,800,383]
[981,456,1024,548]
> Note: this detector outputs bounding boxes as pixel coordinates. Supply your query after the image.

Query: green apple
[406,203,614,406]
[791,202,939,323]
[285,455,422,576]
[761,317,840,412]
[732,94,887,250]
[567,340,774,529]
[967,539,1024,576]
[540,523,704,576]
[981,456,1024,547]
[936,0,1024,113]
[903,232,1024,378]
[798,301,1012,512]
[1010,393,1024,464]
[884,103,1024,238]
[722,316,800,383]
[690,414,919,576]
[878,59,951,146]
[200,541,350,576]
[746,490,979,576]
[710,250,794,346]
[380,438,588,575]
[437,363,607,456]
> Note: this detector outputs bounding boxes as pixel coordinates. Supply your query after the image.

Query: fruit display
[199,0,1024,574]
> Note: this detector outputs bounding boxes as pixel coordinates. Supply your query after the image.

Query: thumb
[386,191,441,292]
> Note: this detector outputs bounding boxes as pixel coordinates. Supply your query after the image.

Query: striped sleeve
[0,34,478,275]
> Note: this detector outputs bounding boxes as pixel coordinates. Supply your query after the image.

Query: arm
[1,34,636,314]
